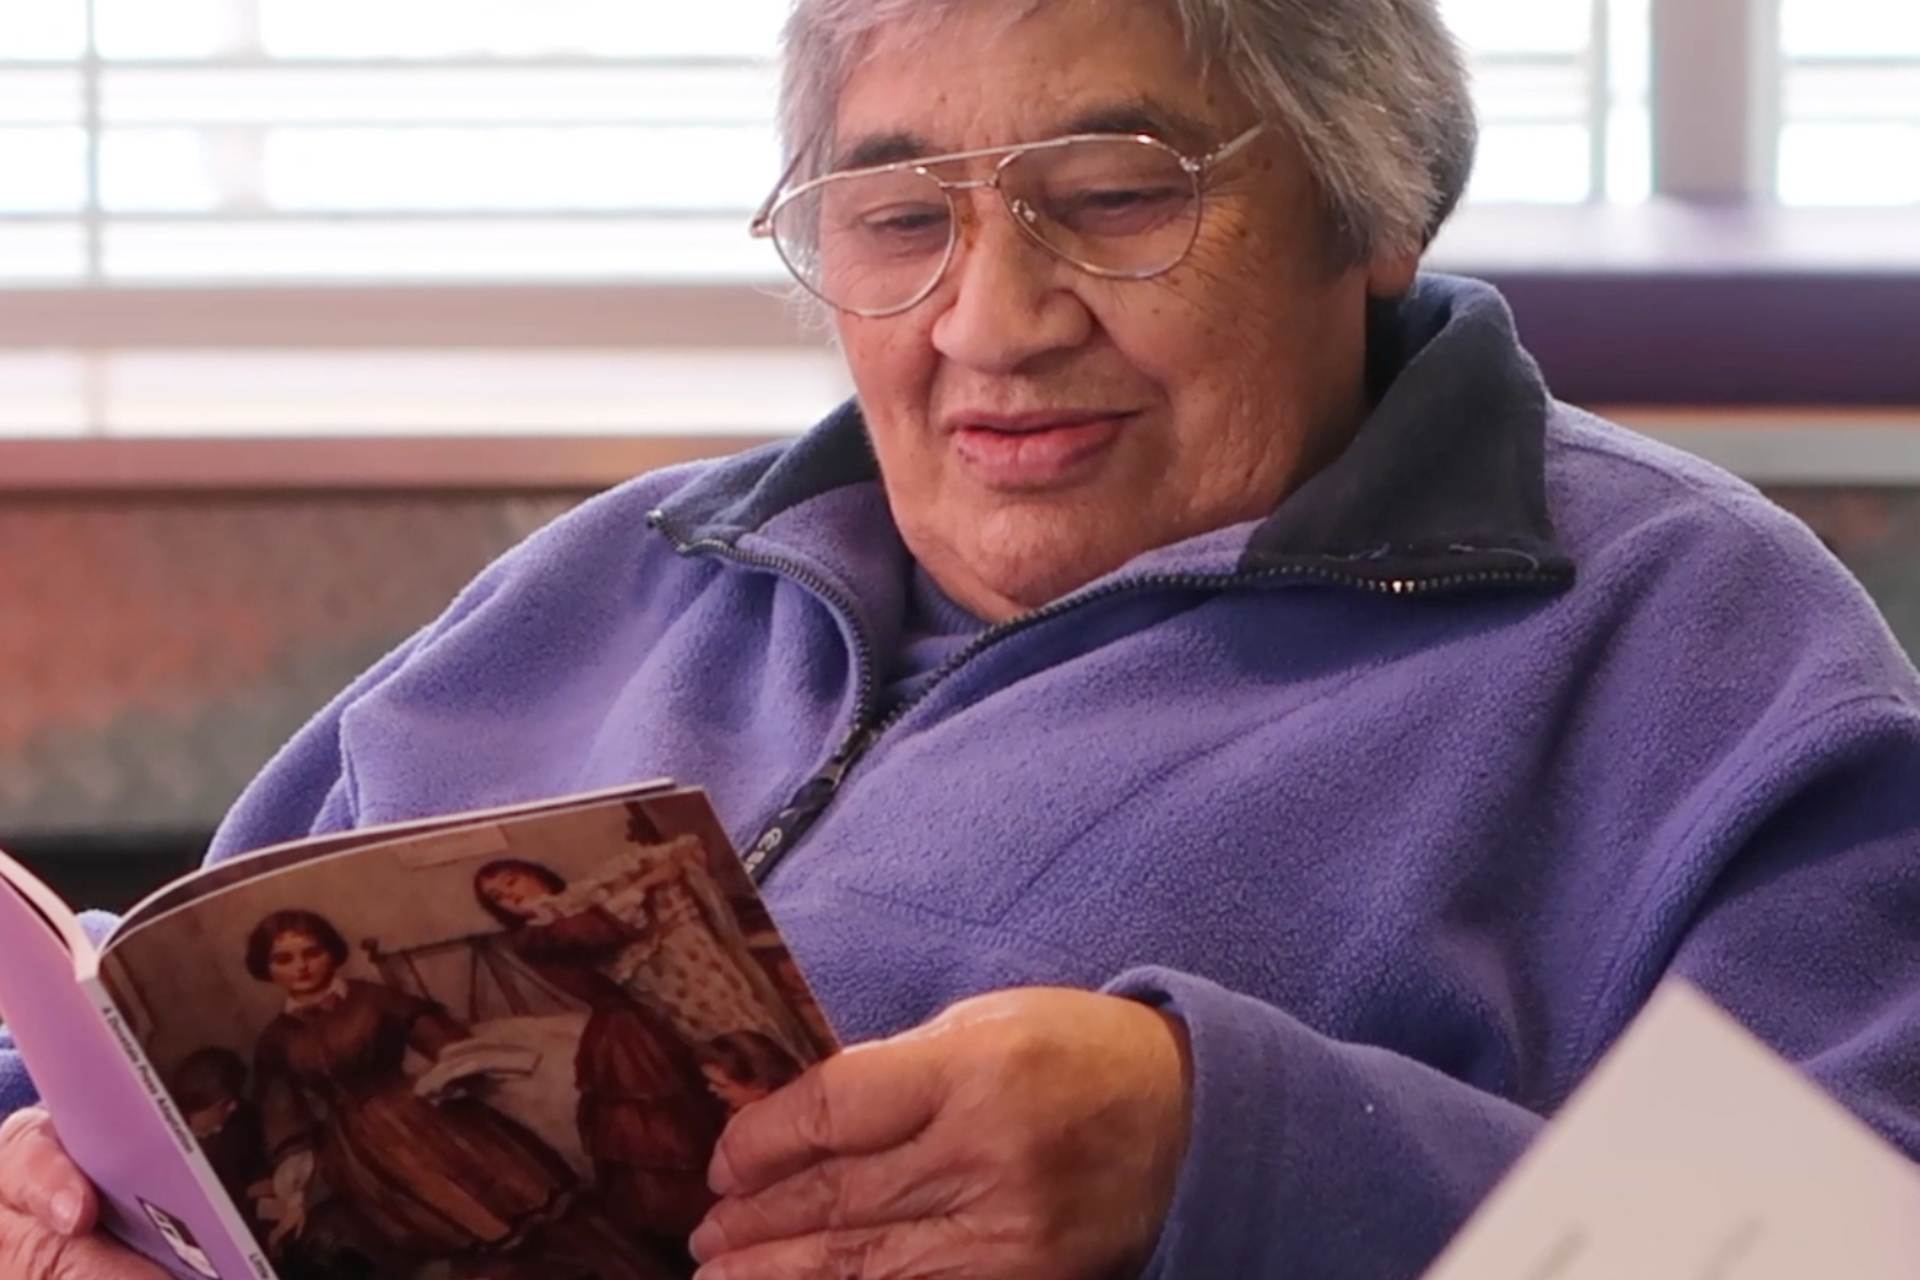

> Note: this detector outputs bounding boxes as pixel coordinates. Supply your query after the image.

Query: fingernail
[707,1147,739,1196]
[49,1187,84,1235]
[688,1218,721,1262]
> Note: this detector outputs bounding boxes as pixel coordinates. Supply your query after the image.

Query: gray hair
[778,0,1476,262]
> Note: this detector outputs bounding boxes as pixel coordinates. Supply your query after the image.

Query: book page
[97,787,833,1280]
[109,777,679,939]
[1423,982,1920,1280]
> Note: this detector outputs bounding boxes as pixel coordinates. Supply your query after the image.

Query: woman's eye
[857,204,950,240]
[1053,185,1185,231]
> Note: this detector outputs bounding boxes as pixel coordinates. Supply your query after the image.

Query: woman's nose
[929,193,1093,373]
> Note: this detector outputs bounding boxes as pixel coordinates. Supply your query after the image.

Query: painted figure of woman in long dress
[245,908,668,1280]
[509,833,810,1060]
[474,860,725,1252]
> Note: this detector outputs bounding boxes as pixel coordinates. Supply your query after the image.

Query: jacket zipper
[648,513,885,881]
[652,510,1562,884]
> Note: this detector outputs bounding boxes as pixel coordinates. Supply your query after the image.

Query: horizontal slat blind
[0,0,1656,288]
[0,2,790,282]
[1778,0,1920,205]
[1440,0,1649,202]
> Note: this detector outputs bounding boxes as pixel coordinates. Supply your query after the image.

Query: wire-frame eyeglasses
[750,123,1267,318]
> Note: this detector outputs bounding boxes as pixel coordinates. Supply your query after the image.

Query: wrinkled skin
[0,1108,166,1280]
[688,988,1192,1280]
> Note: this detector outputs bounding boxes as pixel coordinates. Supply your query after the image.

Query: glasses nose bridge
[935,174,999,193]
[931,160,1049,257]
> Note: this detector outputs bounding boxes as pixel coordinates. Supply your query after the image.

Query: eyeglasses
[750,123,1266,318]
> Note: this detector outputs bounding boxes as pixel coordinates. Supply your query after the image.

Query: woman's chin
[950,525,1146,615]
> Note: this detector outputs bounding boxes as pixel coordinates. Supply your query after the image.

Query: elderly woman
[5,0,1920,1277]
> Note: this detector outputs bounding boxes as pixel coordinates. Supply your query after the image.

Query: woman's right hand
[0,1108,167,1279]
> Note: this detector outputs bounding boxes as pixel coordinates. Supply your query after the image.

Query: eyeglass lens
[770,136,1203,315]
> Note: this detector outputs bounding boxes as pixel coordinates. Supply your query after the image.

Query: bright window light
[256,0,788,59]
[0,1,86,60]
[1441,0,1652,205]
[1778,0,1920,206]
[2,0,1909,287]
[0,127,88,212]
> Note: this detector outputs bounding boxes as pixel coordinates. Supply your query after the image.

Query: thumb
[708,1035,946,1196]
[0,1110,96,1237]
[0,1210,171,1280]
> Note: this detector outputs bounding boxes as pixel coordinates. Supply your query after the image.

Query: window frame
[0,0,1914,489]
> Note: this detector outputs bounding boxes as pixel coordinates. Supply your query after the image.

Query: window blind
[0,1,790,283]
[0,0,1658,287]
[1440,0,1649,203]
[1778,0,1920,206]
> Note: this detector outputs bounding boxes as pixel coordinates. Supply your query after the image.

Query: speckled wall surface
[4,484,1918,845]
[3,492,579,838]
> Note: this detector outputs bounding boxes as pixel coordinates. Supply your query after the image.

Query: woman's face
[831,0,1417,620]
[265,929,337,997]
[479,868,556,917]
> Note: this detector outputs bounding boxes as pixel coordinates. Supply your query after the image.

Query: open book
[0,782,836,1280]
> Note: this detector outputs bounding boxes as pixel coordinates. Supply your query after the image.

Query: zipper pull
[742,727,877,882]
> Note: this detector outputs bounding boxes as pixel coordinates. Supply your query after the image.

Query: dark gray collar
[653,274,1573,590]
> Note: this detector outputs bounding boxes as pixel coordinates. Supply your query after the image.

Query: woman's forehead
[831,97,1221,172]
[833,0,1226,156]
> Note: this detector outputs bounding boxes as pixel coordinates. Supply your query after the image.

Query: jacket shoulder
[1546,406,1796,546]
[1546,404,1839,592]
[1543,404,1919,704]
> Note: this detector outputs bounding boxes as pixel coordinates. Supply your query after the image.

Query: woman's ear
[1366,249,1421,299]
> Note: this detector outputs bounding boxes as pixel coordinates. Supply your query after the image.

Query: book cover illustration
[7,786,834,1280]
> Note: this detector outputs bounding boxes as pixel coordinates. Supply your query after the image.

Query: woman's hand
[688,987,1193,1280]
[263,1150,315,1251]
[0,1109,167,1279]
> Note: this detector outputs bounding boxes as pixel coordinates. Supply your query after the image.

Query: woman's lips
[949,412,1132,490]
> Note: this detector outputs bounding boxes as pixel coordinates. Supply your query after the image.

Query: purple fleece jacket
[8,276,1920,1278]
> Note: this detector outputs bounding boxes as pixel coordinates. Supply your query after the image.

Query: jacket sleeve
[1108,697,1920,1280]
[1105,967,1543,1279]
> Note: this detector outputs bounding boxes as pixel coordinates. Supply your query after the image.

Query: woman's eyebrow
[835,131,930,171]
[1056,101,1215,148]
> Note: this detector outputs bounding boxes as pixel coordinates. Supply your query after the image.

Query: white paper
[1422,981,1920,1280]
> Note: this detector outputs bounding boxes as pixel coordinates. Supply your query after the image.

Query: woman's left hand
[688,987,1192,1280]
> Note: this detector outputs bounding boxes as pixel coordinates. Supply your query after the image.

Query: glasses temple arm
[1197,122,1268,173]
[751,138,819,237]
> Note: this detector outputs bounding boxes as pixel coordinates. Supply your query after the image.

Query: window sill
[1431,203,1920,407]
[2,409,1915,493]
[1429,202,1920,276]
